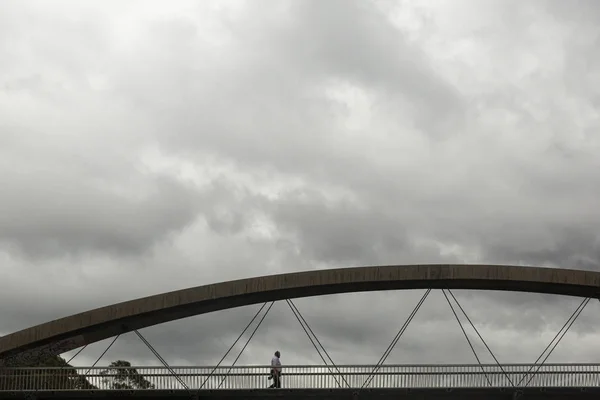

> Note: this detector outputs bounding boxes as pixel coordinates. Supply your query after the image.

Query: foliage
[99,360,154,390]
[0,355,96,391]
[0,356,154,391]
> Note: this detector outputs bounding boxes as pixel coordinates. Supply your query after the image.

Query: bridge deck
[2,364,600,399]
[2,364,600,391]
[1,388,600,400]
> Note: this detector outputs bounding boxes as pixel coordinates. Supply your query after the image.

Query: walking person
[268,351,282,388]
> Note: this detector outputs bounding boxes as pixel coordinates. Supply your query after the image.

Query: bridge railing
[0,364,599,391]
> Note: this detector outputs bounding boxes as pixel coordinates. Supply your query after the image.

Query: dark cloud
[1,0,600,373]
[0,174,202,258]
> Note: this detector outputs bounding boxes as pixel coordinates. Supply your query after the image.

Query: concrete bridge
[1,364,600,399]
[2,264,600,399]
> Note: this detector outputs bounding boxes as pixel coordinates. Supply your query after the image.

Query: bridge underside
[2,388,600,400]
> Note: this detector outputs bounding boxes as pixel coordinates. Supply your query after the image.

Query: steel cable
[362,289,431,389]
[447,290,514,387]
[217,302,275,389]
[199,302,269,390]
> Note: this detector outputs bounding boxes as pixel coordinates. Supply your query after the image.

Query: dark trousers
[269,371,281,388]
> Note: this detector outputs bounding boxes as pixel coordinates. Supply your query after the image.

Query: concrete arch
[2,264,600,366]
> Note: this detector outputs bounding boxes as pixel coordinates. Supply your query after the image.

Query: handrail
[6,362,600,370]
[0,363,598,391]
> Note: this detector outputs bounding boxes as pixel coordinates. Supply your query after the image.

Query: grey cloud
[485,227,600,270]
[272,0,466,134]
[271,191,411,265]
[0,172,202,258]
[104,0,467,176]
[540,0,600,24]
[2,0,600,372]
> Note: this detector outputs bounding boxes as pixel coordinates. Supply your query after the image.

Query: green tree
[100,360,154,390]
[0,355,96,391]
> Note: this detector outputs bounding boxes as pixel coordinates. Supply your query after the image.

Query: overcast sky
[2,0,600,370]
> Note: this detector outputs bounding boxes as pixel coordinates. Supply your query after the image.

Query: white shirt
[271,356,282,372]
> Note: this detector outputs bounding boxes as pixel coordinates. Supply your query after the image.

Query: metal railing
[0,364,599,391]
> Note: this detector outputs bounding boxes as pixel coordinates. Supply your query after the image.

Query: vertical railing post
[0,363,599,392]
